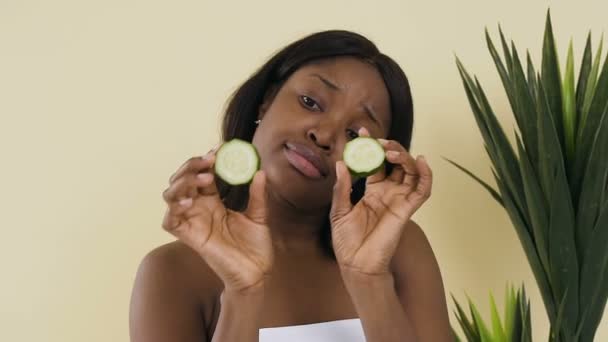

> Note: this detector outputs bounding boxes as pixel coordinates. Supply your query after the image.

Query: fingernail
[179,198,193,207]
[377,139,388,145]
[197,173,213,182]
[202,144,221,159]
[420,155,426,162]
[387,151,399,158]
[336,162,341,180]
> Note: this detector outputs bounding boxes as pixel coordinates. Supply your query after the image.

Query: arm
[130,244,267,342]
[210,290,264,342]
[342,220,452,342]
[129,247,208,342]
[342,271,418,341]
[392,220,452,341]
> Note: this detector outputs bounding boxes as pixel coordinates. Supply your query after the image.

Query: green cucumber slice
[343,137,385,177]
[214,139,260,185]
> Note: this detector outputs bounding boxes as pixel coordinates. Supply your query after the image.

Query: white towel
[259,318,365,342]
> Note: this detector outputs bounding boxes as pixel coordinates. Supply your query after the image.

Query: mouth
[283,142,329,180]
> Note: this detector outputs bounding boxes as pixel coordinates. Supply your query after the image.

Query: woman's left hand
[330,127,433,277]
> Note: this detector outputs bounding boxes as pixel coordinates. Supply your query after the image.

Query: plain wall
[1,0,606,340]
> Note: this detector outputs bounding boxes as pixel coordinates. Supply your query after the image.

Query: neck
[264,186,330,254]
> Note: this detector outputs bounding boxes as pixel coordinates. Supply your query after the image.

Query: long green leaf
[579,33,604,141]
[577,102,608,342]
[486,29,517,124]
[547,156,580,340]
[469,298,494,342]
[453,294,481,342]
[499,25,514,76]
[578,201,608,342]
[511,42,539,172]
[562,39,577,165]
[520,296,533,342]
[527,51,538,105]
[511,288,524,342]
[536,76,560,208]
[515,132,551,279]
[442,157,504,207]
[575,32,593,128]
[490,293,507,342]
[473,76,528,214]
[541,10,565,153]
[456,59,528,223]
[536,78,582,336]
[540,63,581,337]
[456,58,495,155]
[576,101,608,266]
[492,169,557,323]
[551,288,573,342]
[574,38,608,202]
[504,285,516,341]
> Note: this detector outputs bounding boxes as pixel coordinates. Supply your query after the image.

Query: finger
[244,170,267,224]
[377,138,407,152]
[330,161,353,222]
[364,162,386,185]
[162,205,187,232]
[378,139,418,183]
[163,173,215,204]
[162,201,211,251]
[162,187,219,238]
[385,150,419,185]
[198,172,219,196]
[169,153,216,184]
[405,156,433,210]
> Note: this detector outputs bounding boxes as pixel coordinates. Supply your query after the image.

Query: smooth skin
[129,57,452,341]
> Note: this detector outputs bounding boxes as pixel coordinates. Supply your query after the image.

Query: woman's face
[252,57,392,211]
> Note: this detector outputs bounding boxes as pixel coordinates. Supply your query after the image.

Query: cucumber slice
[214,139,260,185]
[343,137,385,177]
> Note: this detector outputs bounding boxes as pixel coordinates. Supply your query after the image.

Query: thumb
[244,170,267,224]
[330,161,353,223]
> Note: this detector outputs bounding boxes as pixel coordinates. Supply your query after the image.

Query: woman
[129,30,452,341]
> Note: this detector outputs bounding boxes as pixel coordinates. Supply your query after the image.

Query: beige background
[1,0,606,341]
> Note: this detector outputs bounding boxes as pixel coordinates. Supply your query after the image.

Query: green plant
[445,10,608,342]
[452,285,532,342]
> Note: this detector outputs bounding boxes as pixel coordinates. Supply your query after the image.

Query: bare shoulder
[141,240,223,296]
[129,241,223,342]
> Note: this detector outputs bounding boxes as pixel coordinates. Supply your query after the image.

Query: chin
[264,164,332,212]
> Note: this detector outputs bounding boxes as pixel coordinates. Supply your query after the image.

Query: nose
[307,130,331,151]
[307,122,335,152]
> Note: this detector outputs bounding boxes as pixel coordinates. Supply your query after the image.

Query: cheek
[265,94,308,122]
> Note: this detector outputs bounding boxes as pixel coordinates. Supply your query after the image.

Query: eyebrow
[309,73,382,127]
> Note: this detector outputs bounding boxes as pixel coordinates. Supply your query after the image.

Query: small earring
[254,119,262,125]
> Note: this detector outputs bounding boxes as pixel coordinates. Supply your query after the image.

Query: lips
[284,142,329,179]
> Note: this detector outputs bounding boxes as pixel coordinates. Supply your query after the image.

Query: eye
[346,128,359,140]
[299,95,322,111]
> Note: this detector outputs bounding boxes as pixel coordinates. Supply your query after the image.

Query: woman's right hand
[161,148,273,295]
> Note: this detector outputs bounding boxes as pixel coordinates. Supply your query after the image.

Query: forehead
[286,57,392,129]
